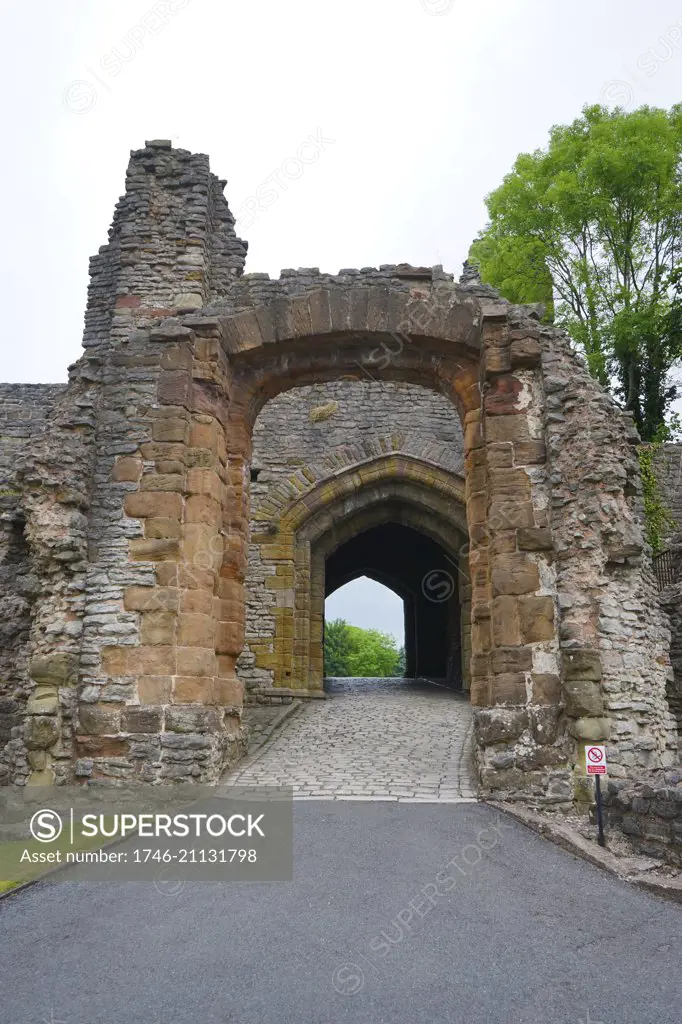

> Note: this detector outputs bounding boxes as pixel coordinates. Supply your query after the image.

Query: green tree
[324,619,403,677]
[323,618,355,676]
[470,104,682,440]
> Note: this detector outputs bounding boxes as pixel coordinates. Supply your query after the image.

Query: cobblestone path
[227,677,477,801]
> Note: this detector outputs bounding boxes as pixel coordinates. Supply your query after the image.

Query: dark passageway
[325,523,462,687]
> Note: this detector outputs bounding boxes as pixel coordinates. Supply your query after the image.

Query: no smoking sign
[585,744,607,775]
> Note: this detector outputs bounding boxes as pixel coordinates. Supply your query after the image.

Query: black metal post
[595,774,605,847]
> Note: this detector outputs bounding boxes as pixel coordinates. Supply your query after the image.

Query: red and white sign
[586,744,607,775]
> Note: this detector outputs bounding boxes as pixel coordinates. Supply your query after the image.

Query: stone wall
[0,382,96,784]
[0,385,66,782]
[238,380,465,693]
[603,772,682,866]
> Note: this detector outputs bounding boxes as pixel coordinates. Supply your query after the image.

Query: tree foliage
[470,104,682,440]
[324,619,404,677]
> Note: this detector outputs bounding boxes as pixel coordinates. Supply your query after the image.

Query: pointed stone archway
[242,453,468,695]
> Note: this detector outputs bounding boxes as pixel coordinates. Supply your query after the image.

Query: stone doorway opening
[324,522,464,689]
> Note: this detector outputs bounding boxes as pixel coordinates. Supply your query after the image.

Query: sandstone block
[144,517,182,540]
[26,688,59,715]
[563,649,603,681]
[112,456,143,482]
[177,647,216,676]
[517,528,553,551]
[138,676,172,704]
[510,338,542,367]
[165,707,221,733]
[563,679,604,718]
[125,491,183,520]
[152,417,189,443]
[484,376,524,416]
[78,706,121,736]
[491,554,540,596]
[140,473,185,492]
[491,598,518,643]
[176,613,215,647]
[475,708,528,744]
[490,672,527,705]
[485,415,531,444]
[122,707,162,733]
[141,611,176,646]
[518,596,555,642]
[24,716,59,750]
[130,538,180,561]
[29,653,79,687]
[568,717,610,741]
[124,586,179,613]
[531,673,561,705]
[491,646,533,674]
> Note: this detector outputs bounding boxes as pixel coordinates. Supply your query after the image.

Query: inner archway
[325,522,462,687]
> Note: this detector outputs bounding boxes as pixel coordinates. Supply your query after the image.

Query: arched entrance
[325,523,460,686]
[240,451,469,696]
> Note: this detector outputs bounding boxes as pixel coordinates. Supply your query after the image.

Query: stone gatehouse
[0,140,679,803]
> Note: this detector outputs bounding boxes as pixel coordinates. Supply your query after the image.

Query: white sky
[326,577,405,646]
[3,0,681,644]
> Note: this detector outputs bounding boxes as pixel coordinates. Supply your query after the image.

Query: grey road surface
[1,802,680,1024]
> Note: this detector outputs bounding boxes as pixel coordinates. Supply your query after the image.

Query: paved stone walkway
[228,677,476,801]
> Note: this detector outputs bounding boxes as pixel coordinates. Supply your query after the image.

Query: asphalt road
[1,802,680,1024]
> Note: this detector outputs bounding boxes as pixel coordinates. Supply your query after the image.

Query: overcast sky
[3,0,681,644]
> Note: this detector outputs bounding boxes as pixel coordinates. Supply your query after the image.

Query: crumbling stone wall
[0,140,678,803]
[603,772,682,866]
[0,382,96,784]
[0,385,66,782]
[238,380,465,694]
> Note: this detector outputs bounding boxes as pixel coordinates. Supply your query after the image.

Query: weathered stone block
[26,688,59,715]
[531,673,561,705]
[491,647,533,674]
[563,679,604,717]
[492,596,521,646]
[475,708,528,744]
[568,717,610,741]
[510,337,542,367]
[122,707,163,733]
[141,611,176,645]
[517,528,553,551]
[138,676,172,704]
[144,517,182,540]
[177,647,215,677]
[484,376,524,416]
[123,586,179,613]
[125,491,183,520]
[112,456,143,482]
[165,707,221,733]
[78,706,121,736]
[518,596,555,642]
[29,653,79,687]
[563,650,602,681]
[24,716,59,750]
[490,672,527,705]
[130,538,180,561]
[177,613,215,648]
[491,554,540,597]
